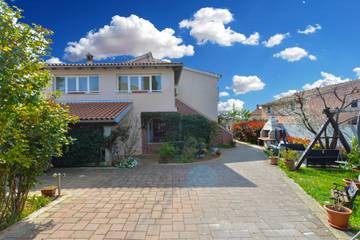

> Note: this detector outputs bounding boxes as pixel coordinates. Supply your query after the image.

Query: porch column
[103,126,112,166]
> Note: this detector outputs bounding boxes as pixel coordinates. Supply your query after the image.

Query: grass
[279,162,360,230]
[0,195,51,231]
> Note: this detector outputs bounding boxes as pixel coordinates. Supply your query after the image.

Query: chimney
[86,53,93,64]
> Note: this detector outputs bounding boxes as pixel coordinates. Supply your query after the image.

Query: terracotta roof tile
[65,102,131,122]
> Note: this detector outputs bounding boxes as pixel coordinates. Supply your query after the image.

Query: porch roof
[64,101,132,123]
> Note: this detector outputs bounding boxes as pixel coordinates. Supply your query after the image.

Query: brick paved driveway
[0,144,335,240]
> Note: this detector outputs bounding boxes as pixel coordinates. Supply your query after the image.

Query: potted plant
[267,147,279,165]
[343,138,360,187]
[41,185,57,197]
[324,190,352,230]
[281,150,298,170]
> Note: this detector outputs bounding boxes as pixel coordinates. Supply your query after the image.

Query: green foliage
[142,112,218,145]
[0,1,75,227]
[0,195,51,230]
[53,126,104,167]
[159,143,176,162]
[347,137,360,168]
[218,108,251,127]
[181,115,218,144]
[280,149,298,161]
[280,167,360,231]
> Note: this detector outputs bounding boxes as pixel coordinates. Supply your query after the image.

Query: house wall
[46,67,177,153]
[176,67,219,121]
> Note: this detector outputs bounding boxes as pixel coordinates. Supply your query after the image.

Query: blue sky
[11,0,360,111]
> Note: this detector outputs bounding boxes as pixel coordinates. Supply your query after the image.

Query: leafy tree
[218,107,251,128]
[0,1,75,228]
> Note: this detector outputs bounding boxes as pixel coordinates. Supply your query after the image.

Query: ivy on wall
[52,125,105,167]
[141,112,218,144]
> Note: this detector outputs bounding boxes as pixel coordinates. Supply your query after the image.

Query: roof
[261,79,360,107]
[46,52,182,69]
[65,101,132,123]
[183,67,221,79]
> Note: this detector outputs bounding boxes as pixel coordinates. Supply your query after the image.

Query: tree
[0,1,75,228]
[280,86,359,149]
[218,107,251,129]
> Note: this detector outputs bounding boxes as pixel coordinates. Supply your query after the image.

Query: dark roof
[46,52,182,69]
[65,101,131,122]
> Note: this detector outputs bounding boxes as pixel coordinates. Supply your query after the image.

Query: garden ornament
[52,172,66,196]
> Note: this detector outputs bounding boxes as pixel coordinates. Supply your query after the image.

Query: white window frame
[54,75,99,94]
[117,74,162,93]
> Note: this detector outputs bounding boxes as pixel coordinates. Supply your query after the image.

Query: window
[117,75,162,93]
[151,75,161,92]
[141,76,150,91]
[267,107,271,114]
[55,77,65,92]
[148,119,167,143]
[118,76,129,92]
[55,76,99,94]
[130,76,139,91]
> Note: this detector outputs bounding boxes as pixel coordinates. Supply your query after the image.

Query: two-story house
[46,52,232,165]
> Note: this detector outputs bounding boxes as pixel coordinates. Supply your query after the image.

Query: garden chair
[306,149,340,167]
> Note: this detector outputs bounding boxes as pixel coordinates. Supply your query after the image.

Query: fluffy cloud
[353,67,360,78]
[64,15,194,61]
[273,89,297,99]
[179,7,259,46]
[219,91,229,97]
[262,33,289,48]
[273,47,316,62]
[46,57,63,64]
[232,75,265,94]
[303,72,350,90]
[218,98,244,112]
[298,24,322,35]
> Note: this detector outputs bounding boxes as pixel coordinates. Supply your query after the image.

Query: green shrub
[281,150,298,161]
[159,143,176,162]
[53,126,104,167]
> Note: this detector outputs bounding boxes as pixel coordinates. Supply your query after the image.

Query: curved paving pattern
[0,144,336,239]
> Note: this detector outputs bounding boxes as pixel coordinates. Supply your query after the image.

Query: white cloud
[64,15,194,61]
[353,67,360,78]
[262,33,289,48]
[298,24,322,35]
[273,89,297,99]
[46,57,63,64]
[225,86,231,90]
[219,91,229,97]
[218,98,244,112]
[273,47,316,62]
[179,7,259,46]
[161,59,171,63]
[303,72,350,90]
[232,75,265,94]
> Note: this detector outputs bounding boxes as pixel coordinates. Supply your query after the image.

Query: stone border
[237,141,353,240]
[0,192,71,237]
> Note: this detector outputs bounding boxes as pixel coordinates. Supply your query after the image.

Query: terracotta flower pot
[269,156,278,165]
[41,186,57,197]
[284,159,295,170]
[324,204,352,230]
[343,178,360,189]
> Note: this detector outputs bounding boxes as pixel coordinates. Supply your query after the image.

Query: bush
[233,120,265,144]
[281,150,298,161]
[159,143,176,162]
[181,115,218,144]
[53,126,104,167]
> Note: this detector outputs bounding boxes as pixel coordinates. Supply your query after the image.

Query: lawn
[280,165,360,231]
[0,195,51,231]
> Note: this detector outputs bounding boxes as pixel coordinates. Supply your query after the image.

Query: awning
[65,101,132,123]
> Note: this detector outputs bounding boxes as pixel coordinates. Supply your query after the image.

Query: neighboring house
[45,52,232,165]
[249,105,266,120]
[255,79,360,141]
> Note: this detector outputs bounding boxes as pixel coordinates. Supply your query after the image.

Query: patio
[0,143,335,239]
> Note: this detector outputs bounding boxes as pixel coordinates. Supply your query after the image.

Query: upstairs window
[117,75,162,93]
[55,76,99,94]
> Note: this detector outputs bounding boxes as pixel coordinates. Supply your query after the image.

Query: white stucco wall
[176,67,219,121]
[46,67,177,114]
[46,67,177,154]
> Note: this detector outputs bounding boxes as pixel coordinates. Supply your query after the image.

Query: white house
[46,52,232,165]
